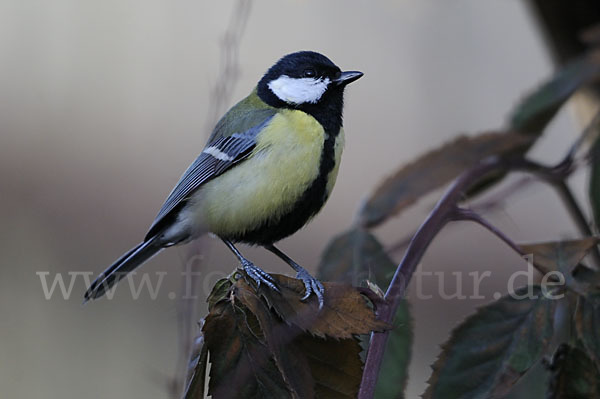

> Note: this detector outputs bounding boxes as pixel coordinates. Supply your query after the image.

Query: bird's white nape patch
[268,75,331,105]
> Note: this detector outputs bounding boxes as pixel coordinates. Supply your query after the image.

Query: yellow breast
[196,109,330,237]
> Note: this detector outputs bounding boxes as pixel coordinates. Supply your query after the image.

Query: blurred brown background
[0,0,588,398]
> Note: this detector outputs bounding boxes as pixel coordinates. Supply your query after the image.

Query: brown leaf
[202,298,293,399]
[296,335,363,398]
[358,132,533,228]
[256,274,389,339]
[185,272,386,399]
[233,279,315,399]
[518,237,600,295]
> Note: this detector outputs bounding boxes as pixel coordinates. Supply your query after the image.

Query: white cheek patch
[268,75,331,105]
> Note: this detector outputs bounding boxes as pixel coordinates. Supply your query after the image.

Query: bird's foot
[296,268,325,310]
[242,260,279,293]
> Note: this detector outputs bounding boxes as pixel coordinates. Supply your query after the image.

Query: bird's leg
[265,244,325,309]
[221,238,279,292]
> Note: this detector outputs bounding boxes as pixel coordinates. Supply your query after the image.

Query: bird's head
[257,51,363,108]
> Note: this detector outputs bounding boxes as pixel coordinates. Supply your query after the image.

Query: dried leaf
[234,279,315,399]
[186,272,386,399]
[509,50,600,135]
[423,286,556,399]
[202,297,292,398]
[297,335,363,398]
[358,132,532,228]
[546,343,600,399]
[317,228,396,288]
[257,274,388,339]
[575,293,600,367]
[518,238,600,295]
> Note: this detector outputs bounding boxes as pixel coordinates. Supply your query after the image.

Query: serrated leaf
[203,298,292,398]
[575,293,600,367]
[357,132,532,228]
[509,51,600,135]
[546,343,600,399]
[518,238,600,295]
[187,272,386,399]
[423,286,556,399]
[317,228,396,288]
[234,279,315,399]
[256,274,388,339]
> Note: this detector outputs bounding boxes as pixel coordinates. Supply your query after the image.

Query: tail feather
[84,237,162,302]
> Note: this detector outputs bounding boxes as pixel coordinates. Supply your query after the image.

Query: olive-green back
[208,89,278,143]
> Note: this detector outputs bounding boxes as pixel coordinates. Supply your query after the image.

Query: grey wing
[145,115,273,239]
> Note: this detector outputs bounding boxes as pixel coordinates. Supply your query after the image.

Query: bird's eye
[303,68,316,78]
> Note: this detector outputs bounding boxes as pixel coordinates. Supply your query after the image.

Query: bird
[84,50,363,308]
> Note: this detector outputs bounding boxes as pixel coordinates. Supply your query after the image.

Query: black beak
[334,70,364,86]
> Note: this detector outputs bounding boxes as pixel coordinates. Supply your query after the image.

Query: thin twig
[452,208,564,276]
[385,176,537,257]
[451,207,524,256]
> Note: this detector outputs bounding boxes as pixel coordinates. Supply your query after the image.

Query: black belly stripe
[229,131,337,245]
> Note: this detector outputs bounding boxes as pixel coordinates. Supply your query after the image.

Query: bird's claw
[242,260,279,293]
[296,269,325,310]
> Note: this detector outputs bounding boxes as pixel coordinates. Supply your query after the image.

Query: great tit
[84,51,363,308]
